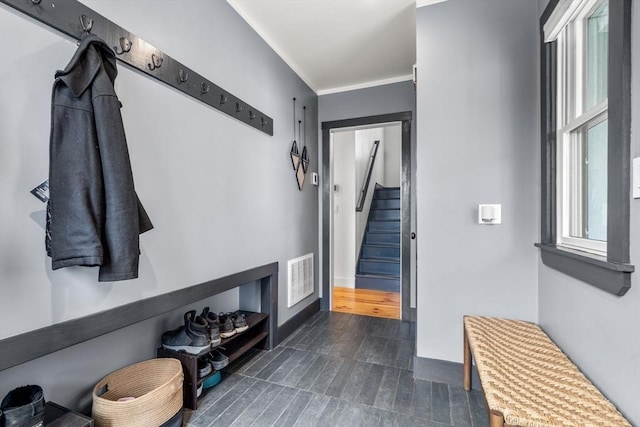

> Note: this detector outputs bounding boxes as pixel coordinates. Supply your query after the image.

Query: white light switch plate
[634,157,640,199]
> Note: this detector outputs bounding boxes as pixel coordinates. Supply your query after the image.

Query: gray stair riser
[370,209,401,221]
[358,260,400,276]
[374,189,400,199]
[355,275,400,292]
[363,245,400,260]
[365,233,400,244]
[372,199,400,209]
[368,221,400,232]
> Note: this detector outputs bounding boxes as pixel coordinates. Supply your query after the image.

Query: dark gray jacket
[47,35,152,282]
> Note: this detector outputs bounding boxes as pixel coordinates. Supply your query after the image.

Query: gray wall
[536,0,640,424]
[0,0,317,411]
[415,0,539,361]
[318,81,417,307]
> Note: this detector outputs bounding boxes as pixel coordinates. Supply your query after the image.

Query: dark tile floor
[184,312,489,427]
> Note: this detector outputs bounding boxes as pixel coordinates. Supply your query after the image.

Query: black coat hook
[79,15,93,35]
[236,102,243,113]
[114,37,132,55]
[261,117,267,128]
[31,0,41,5]
[148,53,163,71]
[178,69,189,84]
[249,111,256,120]
[200,82,210,96]
[220,93,228,105]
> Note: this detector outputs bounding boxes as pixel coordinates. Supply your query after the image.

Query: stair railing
[356,140,380,212]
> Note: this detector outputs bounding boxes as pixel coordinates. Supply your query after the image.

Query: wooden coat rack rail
[1,0,274,135]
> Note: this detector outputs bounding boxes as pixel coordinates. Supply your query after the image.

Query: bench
[463,316,630,427]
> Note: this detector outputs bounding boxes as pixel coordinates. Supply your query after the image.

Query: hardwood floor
[331,286,400,320]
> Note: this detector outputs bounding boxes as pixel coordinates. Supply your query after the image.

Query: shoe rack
[157,311,269,410]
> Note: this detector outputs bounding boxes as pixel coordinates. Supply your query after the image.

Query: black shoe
[0,385,45,427]
[209,349,229,371]
[184,310,210,337]
[162,314,210,354]
[197,359,212,379]
[200,307,221,347]
[231,312,249,333]
[218,313,236,339]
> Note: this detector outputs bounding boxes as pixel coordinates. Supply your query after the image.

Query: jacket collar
[56,35,117,97]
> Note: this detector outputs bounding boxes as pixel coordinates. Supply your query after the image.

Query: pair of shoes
[161,312,210,355]
[208,349,229,371]
[1,385,45,427]
[218,312,249,338]
[200,307,221,347]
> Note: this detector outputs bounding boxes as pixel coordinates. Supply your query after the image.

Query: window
[538,0,634,295]
[556,0,609,256]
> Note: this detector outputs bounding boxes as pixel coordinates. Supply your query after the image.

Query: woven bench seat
[463,316,630,427]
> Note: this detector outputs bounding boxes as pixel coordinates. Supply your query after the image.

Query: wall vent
[287,253,314,308]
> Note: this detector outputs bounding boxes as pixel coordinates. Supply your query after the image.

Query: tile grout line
[286,390,315,427]
[465,387,476,427]
[206,377,258,426]
[227,381,280,427]
[246,384,287,427]
[265,389,301,427]
[446,384,454,426]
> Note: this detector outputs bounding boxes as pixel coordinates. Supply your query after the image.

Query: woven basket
[92,359,183,427]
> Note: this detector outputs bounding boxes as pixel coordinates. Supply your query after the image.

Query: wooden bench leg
[463,326,472,391]
[489,410,505,427]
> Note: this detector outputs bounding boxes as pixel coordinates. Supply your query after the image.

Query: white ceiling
[227,0,417,95]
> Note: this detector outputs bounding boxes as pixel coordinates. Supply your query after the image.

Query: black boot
[0,385,45,427]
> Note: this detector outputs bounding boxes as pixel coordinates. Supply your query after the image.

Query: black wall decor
[289,98,309,191]
[1,0,274,135]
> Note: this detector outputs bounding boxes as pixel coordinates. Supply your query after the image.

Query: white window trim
[544,0,602,42]
[555,0,608,257]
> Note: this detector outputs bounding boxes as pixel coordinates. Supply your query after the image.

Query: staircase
[355,186,401,293]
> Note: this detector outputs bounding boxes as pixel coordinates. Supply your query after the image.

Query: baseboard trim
[333,277,355,288]
[277,298,320,345]
[413,356,481,390]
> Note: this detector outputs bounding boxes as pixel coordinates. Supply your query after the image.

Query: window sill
[535,243,634,296]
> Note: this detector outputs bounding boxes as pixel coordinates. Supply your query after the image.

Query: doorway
[321,112,412,321]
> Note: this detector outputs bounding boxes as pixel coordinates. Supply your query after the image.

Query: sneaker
[218,313,236,338]
[197,359,212,379]
[200,307,221,347]
[209,349,229,370]
[231,312,249,333]
[0,385,45,427]
[162,315,210,354]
